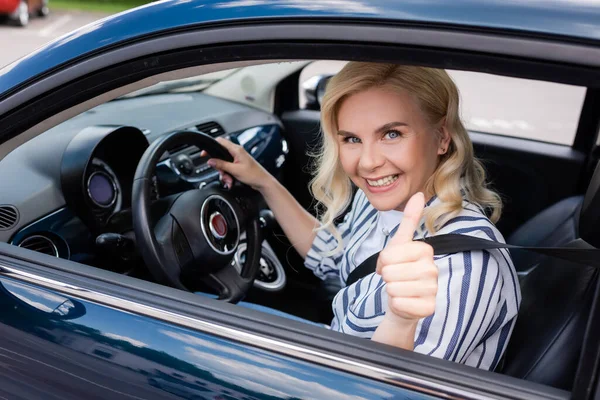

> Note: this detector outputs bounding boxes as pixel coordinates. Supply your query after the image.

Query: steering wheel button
[209,212,228,239]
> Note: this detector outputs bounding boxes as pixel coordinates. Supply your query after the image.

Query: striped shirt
[304,190,521,370]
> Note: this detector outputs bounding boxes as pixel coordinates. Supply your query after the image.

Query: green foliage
[51,0,152,13]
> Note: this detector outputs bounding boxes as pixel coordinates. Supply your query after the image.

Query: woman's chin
[369,199,407,212]
[365,190,408,212]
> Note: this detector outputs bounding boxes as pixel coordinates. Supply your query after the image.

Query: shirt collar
[378,194,441,237]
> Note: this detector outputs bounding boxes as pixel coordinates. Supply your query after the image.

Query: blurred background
[0,0,152,66]
[49,0,148,13]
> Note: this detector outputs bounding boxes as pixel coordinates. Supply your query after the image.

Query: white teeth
[367,174,399,187]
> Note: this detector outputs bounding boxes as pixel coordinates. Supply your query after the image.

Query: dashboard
[0,92,288,286]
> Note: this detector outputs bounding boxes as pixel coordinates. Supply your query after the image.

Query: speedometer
[87,158,123,212]
[87,171,116,207]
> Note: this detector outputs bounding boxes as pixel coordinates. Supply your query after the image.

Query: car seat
[499,166,600,390]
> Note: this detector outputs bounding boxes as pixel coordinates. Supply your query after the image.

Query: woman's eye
[383,130,402,140]
[343,136,361,144]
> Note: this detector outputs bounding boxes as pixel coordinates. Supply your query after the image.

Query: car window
[299,60,586,145]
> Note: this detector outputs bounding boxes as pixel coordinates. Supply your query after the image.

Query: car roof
[1,0,600,97]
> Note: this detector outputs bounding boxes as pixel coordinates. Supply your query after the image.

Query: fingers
[385,279,438,298]
[219,172,234,189]
[380,260,438,282]
[376,241,433,274]
[388,192,425,246]
[382,261,439,321]
[205,138,243,174]
[201,137,240,160]
[206,157,231,173]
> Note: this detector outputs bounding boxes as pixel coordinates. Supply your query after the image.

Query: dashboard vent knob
[0,205,19,230]
[18,235,59,257]
[195,121,225,137]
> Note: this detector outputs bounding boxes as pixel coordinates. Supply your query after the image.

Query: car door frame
[1,18,600,400]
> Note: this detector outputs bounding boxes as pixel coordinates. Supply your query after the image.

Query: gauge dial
[87,158,123,212]
[87,171,116,207]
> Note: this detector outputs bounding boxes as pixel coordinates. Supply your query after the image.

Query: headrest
[580,161,600,248]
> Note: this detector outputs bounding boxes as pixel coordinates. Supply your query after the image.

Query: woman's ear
[437,119,452,155]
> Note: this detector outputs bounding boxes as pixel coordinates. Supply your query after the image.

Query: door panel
[0,275,436,400]
[280,110,586,237]
[0,240,570,400]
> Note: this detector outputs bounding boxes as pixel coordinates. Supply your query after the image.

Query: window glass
[299,61,586,145]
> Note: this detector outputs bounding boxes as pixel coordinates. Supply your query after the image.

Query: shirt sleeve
[303,191,362,280]
[411,228,519,370]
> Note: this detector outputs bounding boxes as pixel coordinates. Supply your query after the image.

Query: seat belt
[345,233,600,287]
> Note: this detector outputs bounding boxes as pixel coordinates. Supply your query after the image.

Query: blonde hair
[310,62,502,250]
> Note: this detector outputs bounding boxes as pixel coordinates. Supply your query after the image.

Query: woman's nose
[358,143,385,171]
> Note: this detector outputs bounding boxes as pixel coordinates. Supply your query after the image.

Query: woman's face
[336,86,450,212]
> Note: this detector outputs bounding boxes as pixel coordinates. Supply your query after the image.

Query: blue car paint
[0,276,434,399]
[1,0,600,97]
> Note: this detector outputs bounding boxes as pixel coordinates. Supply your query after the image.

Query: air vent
[0,205,19,230]
[18,235,59,257]
[196,121,225,137]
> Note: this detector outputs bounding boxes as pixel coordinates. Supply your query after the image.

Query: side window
[299,61,586,145]
[450,70,585,145]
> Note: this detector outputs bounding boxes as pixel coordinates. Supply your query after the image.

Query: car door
[0,245,434,400]
[0,4,599,400]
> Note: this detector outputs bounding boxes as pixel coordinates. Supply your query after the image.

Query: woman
[206,62,520,371]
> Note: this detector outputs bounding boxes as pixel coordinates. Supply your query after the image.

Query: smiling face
[336,86,450,212]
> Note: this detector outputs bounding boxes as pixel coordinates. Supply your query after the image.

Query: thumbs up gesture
[377,192,438,323]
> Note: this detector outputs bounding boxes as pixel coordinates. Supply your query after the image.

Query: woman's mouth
[364,174,401,193]
[366,174,399,187]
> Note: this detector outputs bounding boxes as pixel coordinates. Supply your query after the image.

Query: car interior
[1,57,599,395]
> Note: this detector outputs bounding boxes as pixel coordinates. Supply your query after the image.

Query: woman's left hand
[377,192,439,325]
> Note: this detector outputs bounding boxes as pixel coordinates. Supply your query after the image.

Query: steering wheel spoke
[203,263,252,303]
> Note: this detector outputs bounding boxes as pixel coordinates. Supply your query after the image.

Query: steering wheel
[132,130,262,303]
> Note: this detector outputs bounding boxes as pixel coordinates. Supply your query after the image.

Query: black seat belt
[345,233,600,287]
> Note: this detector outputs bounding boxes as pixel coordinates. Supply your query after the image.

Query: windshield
[117,68,240,99]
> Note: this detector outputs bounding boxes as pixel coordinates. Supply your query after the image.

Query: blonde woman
[206,62,521,370]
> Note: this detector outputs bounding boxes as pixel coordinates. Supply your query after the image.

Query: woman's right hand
[202,137,273,192]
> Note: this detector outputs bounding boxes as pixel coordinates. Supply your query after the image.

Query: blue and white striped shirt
[305,190,521,370]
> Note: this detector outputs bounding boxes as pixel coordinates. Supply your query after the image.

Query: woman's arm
[258,175,319,258]
[372,314,418,350]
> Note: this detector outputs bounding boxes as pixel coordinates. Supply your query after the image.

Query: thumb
[388,192,425,245]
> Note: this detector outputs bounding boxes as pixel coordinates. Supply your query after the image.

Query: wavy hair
[310,62,502,252]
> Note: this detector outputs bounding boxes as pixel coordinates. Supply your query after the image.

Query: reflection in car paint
[0,276,434,400]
